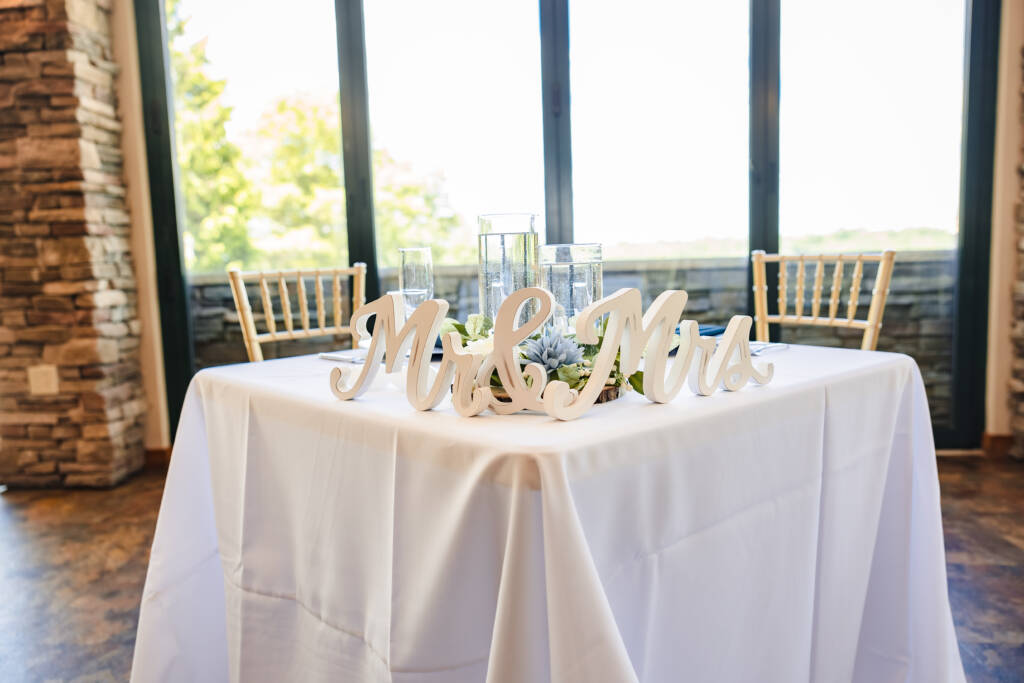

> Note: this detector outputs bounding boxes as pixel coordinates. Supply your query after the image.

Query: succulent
[442,313,641,399]
[520,327,584,372]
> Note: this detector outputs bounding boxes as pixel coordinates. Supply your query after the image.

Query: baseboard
[144,447,172,468]
[981,433,1013,459]
[936,449,985,457]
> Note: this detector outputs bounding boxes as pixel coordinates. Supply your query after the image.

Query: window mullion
[539,0,573,244]
[748,0,781,330]
[335,0,381,301]
[952,0,1001,446]
[133,0,195,432]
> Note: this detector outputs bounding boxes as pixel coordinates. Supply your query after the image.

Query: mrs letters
[329,287,773,421]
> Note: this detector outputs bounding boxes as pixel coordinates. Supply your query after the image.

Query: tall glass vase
[540,243,603,331]
[477,213,540,324]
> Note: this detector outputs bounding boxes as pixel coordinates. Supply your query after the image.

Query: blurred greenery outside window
[167,0,470,273]
[168,0,961,277]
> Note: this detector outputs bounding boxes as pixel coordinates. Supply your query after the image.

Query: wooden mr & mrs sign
[329,287,774,421]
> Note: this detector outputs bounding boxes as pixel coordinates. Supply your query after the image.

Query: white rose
[465,336,494,355]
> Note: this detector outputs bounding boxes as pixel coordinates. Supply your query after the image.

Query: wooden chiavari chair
[750,251,896,351]
[227,264,367,362]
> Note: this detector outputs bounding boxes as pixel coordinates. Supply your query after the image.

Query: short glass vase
[539,243,603,331]
[477,213,540,325]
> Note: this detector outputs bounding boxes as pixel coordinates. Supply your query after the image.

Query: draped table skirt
[131,346,964,682]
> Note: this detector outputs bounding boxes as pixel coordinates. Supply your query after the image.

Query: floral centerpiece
[440,314,643,403]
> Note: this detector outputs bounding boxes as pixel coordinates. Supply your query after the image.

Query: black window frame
[136,0,998,446]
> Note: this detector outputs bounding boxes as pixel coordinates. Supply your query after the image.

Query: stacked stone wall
[0,0,145,487]
[1013,47,1024,458]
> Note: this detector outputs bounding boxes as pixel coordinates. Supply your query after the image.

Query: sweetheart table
[130,346,964,682]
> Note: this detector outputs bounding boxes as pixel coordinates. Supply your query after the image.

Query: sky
[177,0,965,255]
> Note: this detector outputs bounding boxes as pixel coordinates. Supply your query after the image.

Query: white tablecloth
[131,346,964,682]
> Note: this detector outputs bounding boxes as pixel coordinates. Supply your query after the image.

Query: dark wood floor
[940,457,1024,682]
[0,468,165,683]
[0,459,1021,682]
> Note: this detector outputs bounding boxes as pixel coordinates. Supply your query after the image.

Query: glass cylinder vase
[397,246,434,314]
[477,213,540,324]
[540,243,603,331]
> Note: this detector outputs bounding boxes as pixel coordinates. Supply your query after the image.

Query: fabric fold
[131,350,964,683]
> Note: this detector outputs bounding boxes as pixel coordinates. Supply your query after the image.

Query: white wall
[986,0,1023,437]
[111,0,171,449]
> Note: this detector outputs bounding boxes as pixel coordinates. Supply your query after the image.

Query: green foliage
[167,4,953,275]
[441,314,493,344]
[169,1,474,274]
[628,371,645,394]
[167,0,259,272]
[373,150,474,268]
[556,363,585,390]
[439,318,468,339]
[250,96,348,268]
[463,314,493,340]
[576,316,637,394]
[438,312,641,396]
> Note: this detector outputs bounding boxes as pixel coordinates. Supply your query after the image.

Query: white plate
[318,349,366,364]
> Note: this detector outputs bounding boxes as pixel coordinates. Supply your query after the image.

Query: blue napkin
[696,324,726,337]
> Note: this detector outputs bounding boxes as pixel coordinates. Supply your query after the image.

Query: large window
[779,0,965,254]
[566,0,750,328]
[363,0,545,269]
[570,0,749,262]
[777,0,966,430]
[148,0,997,445]
[167,0,347,273]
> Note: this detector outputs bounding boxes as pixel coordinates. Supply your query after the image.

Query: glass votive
[398,246,434,314]
[477,213,540,324]
[540,243,603,331]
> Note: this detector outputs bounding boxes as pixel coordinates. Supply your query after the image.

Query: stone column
[1014,48,1024,460]
[0,0,145,486]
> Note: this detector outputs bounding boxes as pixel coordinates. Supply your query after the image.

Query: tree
[168,1,472,273]
[252,95,474,269]
[166,0,260,272]
[249,96,348,268]
[372,149,473,268]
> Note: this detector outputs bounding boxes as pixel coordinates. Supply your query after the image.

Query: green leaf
[628,371,645,395]
[556,363,583,388]
[439,318,460,337]
[465,314,492,340]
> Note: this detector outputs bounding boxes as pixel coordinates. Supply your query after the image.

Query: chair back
[227,264,367,362]
[750,251,895,351]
